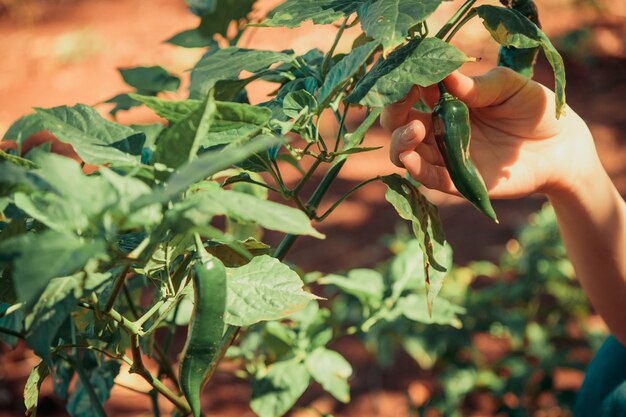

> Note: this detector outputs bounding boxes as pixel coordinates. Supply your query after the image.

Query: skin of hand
[382,67,626,345]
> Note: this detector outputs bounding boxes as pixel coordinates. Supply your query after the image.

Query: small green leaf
[190,47,294,98]
[357,0,441,54]
[251,359,311,417]
[0,303,23,347]
[318,41,379,107]
[24,361,49,417]
[24,275,81,362]
[0,149,38,169]
[260,0,343,28]
[34,104,139,165]
[154,92,216,171]
[225,255,318,326]
[189,0,254,36]
[2,113,44,146]
[348,37,469,106]
[399,293,465,328]
[104,93,142,116]
[305,348,352,403]
[476,5,566,117]
[118,66,180,94]
[66,359,120,417]
[165,28,217,48]
[320,269,384,309]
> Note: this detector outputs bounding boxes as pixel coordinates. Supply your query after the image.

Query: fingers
[399,151,457,194]
[380,86,420,133]
[442,67,530,108]
[390,119,429,166]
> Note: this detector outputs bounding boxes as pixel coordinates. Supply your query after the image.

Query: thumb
[443,67,530,108]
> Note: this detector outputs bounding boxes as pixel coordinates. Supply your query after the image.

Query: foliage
[0,0,568,416]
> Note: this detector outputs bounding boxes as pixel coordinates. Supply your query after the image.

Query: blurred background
[0,0,625,416]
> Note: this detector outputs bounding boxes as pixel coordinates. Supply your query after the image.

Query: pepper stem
[438,82,448,96]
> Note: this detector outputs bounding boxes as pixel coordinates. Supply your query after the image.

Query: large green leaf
[170,183,323,238]
[34,104,140,165]
[389,239,425,300]
[317,41,379,107]
[347,37,469,106]
[251,359,311,417]
[24,361,49,417]
[305,348,352,403]
[190,48,294,98]
[0,231,107,303]
[66,360,120,417]
[154,93,216,171]
[225,255,317,326]
[475,5,565,117]
[118,66,180,94]
[382,174,449,309]
[357,0,441,54]
[260,0,343,28]
[24,275,81,362]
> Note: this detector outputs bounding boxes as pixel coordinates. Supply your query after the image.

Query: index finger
[380,85,420,133]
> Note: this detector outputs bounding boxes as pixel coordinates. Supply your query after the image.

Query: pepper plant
[0,0,566,416]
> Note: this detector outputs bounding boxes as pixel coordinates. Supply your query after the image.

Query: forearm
[547,157,626,345]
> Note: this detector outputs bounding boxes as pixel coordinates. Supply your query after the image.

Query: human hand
[381,67,599,200]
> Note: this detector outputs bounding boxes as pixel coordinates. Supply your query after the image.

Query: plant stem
[315,176,382,221]
[323,17,348,74]
[333,106,349,153]
[435,0,477,39]
[104,264,131,313]
[291,157,323,196]
[0,326,24,339]
[444,9,478,42]
[129,334,191,414]
[274,160,346,261]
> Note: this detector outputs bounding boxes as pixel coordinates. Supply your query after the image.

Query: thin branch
[104,264,131,313]
[314,176,382,222]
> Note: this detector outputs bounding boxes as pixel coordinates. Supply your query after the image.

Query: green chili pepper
[179,237,227,417]
[432,84,498,222]
[497,0,541,77]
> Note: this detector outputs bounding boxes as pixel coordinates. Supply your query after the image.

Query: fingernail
[400,124,415,142]
[399,150,412,162]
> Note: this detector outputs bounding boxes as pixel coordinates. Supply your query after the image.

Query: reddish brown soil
[1,0,625,416]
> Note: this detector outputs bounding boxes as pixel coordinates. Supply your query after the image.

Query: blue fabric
[575,336,626,417]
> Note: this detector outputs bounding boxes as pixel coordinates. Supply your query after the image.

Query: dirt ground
[0,0,625,416]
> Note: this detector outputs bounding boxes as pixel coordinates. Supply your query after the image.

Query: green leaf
[24,361,49,417]
[0,149,38,169]
[382,174,449,309]
[1,231,107,303]
[104,93,142,116]
[66,360,120,417]
[24,275,81,362]
[118,66,180,94]
[347,37,469,106]
[357,0,441,54]
[131,94,272,146]
[0,303,23,347]
[389,240,425,301]
[150,134,283,204]
[34,104,139,165]
[2,113,44,145]
[225,255,318,326]
[475,5,566,117]
[260,0,343,28]
[165,28,217,48]
[190,47,294,98]
[320,269,384,309]
[251,359,311,417]
[318,41,379,107]
[189,0,254,36]
[399,293,465,328]
[154,92,216,171]
[305,348,352,403]
[171,183,324,238]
